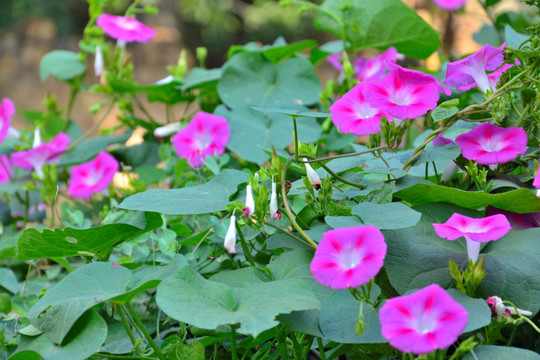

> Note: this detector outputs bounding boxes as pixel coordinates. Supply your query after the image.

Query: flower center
[353,102,378,119]
[339,248,363,269]
[480,138,504,152]
[117,17,138,31]
[84,169,103,187]
[412,313,437,334]
[194,132,213,150]
[390,89,412,106]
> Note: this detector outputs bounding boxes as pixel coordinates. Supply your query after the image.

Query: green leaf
[107,78,191,104]
[39,50,86,81]
[215,106,322,165]
[395,183,540,213]
[262,39,318,63]
[318,290,385,344]
[504,25,530,49]
[28,257,186,344]
[0,268,21,294]
[463,346,540,360]
[15,311,107,360]
[406,143,461,167]
[18,212,162,260]
[251,107,330,118]
[118,169,249,214]
[180,68,222,91]
[218,52,320,109]
[210,267,271,288]
[313,0,439,59]
[174,342,205,360]
[351,202,422,229]
[7,351,42,360]
[156,266,320,337]
[431,105,458,122]
[446,289,491,333]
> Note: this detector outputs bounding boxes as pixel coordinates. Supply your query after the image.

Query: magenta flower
[11,132,69,179]
[0,155,12,184]
[326,53,344,72]
[433,0,468,10]
[485,205,540,230]
[380,284,468,355]
[0,98,15,144]
[433,213,511,263]
[172,112,230,167]
[354,47,399,81]
[96,14,156,43]
[455,123,527,167]
[67,151,119,199]
[330,82,388,136]
[533,162,540,189]
[444,43,509,93]
[310,226,386,290]
[363,65,441,120]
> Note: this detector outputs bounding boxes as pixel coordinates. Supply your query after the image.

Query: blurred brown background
[0,0,529,133]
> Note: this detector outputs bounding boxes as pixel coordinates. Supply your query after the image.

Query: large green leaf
[313,0,439,59]
[395,183,540,213]
[118,169,249,214]
[217,52,320,109]
[446,289,491,333]
[106,78,191,104]
[40,50,86,81]
[156,266,320,337]
[215,106,322,164]
[18,212,162,260]
[351,202,421,229]
[210,267,271,288]
[15,311,107,360]
[318,289,385,344]
[463,346,540,360]
[7,351,41,360]
[384,203,540,315]
[28,257,186,344]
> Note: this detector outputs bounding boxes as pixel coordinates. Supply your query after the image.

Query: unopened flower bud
[243,182,255,218]
[153,122,183,139]
[303,158,321,190]
[486,296,532,319]
[224,214,237,254]
[269,181,281,220]
[94,45,104,78]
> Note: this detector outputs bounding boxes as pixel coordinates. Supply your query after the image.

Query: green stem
[67,99,115,151]
[317,337,327,360]
[93,353,152,360]
[302,145,388,163]
[125,303,165,360]
[280,157,318,249]
[292,116,299,161]
[290,333,303,360]
[263,221,311,248]
[231,324,238,360]
[118,305,140,353]
[432,161,440,185]
[66,87,79,122]
[516,102,531,127]
[235,222,256,267]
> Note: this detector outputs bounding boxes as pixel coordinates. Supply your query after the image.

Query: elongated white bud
[441,160,459,182]
[33,128,42,148]
[303,158,321,190]
[224,214,237,254]
[154,75,174,85]
[153,122,183,139]
[94,45,104,78]
[243,183,255,218]
[270,181,281,220]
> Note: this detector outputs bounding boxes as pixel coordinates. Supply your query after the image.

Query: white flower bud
[153,122,183,139]
[303,158,321,190]
[94,45,104,78]
[270,181,281,220]
[224,215,237,254]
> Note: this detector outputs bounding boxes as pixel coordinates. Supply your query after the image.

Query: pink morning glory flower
[329,82,388,136]
[444,43,508,93]
[380,284,468,355]
[0,98,15,144]
[533,158,540,191]
[354,47,400,81]
[433,213,511,263]
[433,0,468,11]
[326,53,344,72]
[11,131,70,179]
[0,155,12,184]
[486,205,540,230]
[455,123,527,167]
[67,151,119,199]
[171,112,230,168]
[310,226,387,290]
[363,65,441,120]
[96,14,156,44]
